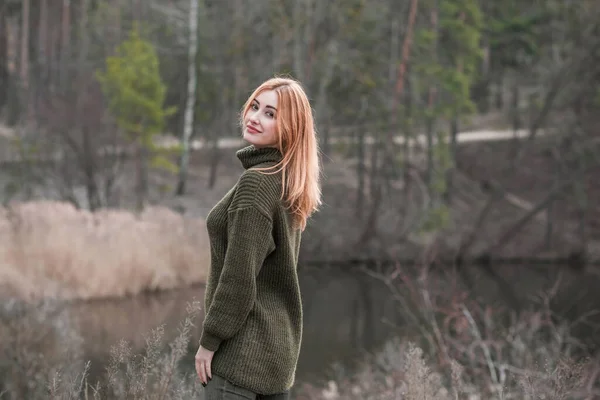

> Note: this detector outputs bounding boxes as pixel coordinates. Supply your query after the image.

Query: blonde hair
[240,76,322,231]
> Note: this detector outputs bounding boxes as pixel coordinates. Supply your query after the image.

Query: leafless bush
[0,200,209,301]
[84,300,204,400]
[0,298,84,400]
[296,265,600,399]
[0,299,204,400]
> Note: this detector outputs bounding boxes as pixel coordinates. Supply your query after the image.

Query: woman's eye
[251,103,259,110]
[266,112,274,118]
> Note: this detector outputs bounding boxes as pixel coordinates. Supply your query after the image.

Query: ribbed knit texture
[200,145,303,395]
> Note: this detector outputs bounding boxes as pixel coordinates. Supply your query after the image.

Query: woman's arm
[199,205,275,351]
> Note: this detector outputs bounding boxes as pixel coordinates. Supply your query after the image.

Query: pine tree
[97,25,176,211]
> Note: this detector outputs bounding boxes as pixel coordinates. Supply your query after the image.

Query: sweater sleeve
[200,206,275,351]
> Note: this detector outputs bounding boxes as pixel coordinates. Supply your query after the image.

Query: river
[67,264,401,390]
[59,262,600,394]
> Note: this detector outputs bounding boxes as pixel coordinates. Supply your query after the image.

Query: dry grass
[1,271,598,399]
[0,201,597,399]
[0,201,210,302]
[297,336,597,399]
[295,265,600,400]
[0,298,204,400]
[0,298,84,399]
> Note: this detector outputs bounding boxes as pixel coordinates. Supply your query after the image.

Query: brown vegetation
[0,201,209,302]
[295,264,600,399]
[0,298,204,399]
[458,138,600,255]
[1,264,598,399]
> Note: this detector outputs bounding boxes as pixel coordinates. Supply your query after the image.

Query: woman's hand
[195,345,215,386]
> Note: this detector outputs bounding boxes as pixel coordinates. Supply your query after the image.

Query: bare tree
[175,0,199,196]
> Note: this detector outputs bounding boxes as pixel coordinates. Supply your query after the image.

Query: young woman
[195,76,322,399]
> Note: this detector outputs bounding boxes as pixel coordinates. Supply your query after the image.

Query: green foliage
[150,154,178,174]
[96,25,178,173]
[440,0,483,114]
[194,52,220,126]
[419,130,454,233]
[484,0,547,69]
[413,0,483,122]
[90,2,122,36]
[411,0,484,208]
[327,0,391,123]
[420,203,450,233]
[97,26,176,138]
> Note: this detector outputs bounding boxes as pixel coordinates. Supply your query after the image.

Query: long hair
[240,76,322,231]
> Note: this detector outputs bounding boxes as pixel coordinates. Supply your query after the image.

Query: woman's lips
[246,125,261,134]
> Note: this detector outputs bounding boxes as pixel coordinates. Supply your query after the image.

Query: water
[67,265,403,388]
[64,262,600,390]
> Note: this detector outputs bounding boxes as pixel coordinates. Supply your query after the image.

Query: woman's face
[243,90,278,148]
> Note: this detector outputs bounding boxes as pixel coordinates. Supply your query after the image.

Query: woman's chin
[243,132,276,149]
[243,133,261,145]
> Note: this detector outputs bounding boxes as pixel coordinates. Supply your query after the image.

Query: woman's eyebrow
[252,99,277,111]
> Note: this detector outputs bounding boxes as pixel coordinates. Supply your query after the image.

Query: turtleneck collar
[236,145,283,170]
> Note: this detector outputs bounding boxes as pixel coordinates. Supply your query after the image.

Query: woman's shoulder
[230,169,282,213]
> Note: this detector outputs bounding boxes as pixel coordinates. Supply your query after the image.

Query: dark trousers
[203,374,289,400]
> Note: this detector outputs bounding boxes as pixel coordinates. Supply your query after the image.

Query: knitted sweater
[200,145,303,395]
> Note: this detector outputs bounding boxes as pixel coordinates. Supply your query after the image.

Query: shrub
[295,264,599,399]
[0,201,209,302]
[0,298,84,399]
[0,299,204,400]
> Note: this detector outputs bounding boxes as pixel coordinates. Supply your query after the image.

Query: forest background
[0,0,599,399]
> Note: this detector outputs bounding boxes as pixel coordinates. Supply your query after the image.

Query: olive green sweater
[200,145,303,395]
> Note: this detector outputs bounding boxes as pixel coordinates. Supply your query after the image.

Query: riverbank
[2,262,599,399]
[1,115,599,302]
[1,141,599,301]
[0,201,209,301]
[155,142,600,263]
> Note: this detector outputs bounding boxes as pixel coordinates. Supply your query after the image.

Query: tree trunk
[136,142,148,211]
[292,0,305,82]
[388,0,419,173]
[511,80,521,135]
[20,0,30,121]
[78,0,100,209]
[479,170,594,257]
[0,2,9,113]
[385,15,400,186]
[444,117,458,202]
[425,116,434,187]
[494,72,504,110]
[356,126,365,219]
[425,1,438,192]
[357,137,383,248]
[315,40,337,159]
[49,6,60,93]
[574,159,589,255]
[37,0,48,106]
[60,0,71,89]
[176,0,199,196]
[402,75,414,211]
[82,127,102,210]
[355,96,368,218]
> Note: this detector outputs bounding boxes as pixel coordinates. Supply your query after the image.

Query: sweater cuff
[200,330,222,352]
